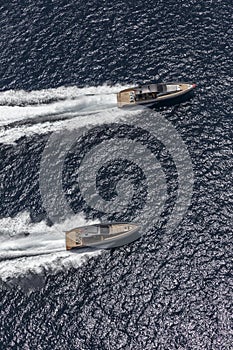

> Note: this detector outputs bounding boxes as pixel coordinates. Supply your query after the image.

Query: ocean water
[0,0,232,349]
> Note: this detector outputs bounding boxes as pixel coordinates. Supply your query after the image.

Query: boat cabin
[134,83,182,102]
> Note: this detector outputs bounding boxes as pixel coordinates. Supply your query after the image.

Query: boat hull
[66,222,141,250]
[117,82,196,108]
[151,88,195,108]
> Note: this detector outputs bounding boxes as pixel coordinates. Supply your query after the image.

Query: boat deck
[109,224,132,234]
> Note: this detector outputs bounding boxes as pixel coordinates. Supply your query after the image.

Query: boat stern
[66,228,83,250]
[117,89,136,108]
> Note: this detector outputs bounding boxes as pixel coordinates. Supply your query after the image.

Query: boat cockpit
[134,83,182,101]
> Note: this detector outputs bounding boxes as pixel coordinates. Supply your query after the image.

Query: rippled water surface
[0,0,232,349]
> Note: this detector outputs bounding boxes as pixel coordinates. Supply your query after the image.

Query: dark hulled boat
[117,82,196,108]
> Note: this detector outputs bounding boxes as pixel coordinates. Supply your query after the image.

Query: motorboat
[66,222,141,250]
[117,82,196,108]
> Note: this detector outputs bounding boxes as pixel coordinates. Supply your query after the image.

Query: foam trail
[0,84,137,279]
[0,106,134,145]
[0,84,130,127]
[0,92,117,127]
[0,84,124,107]
[0,84,137,144]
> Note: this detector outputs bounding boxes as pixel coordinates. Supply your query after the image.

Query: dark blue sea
[0,0,232,349]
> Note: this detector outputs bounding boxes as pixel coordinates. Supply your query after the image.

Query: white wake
[0,84,135,144]
[0,84,139,280]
